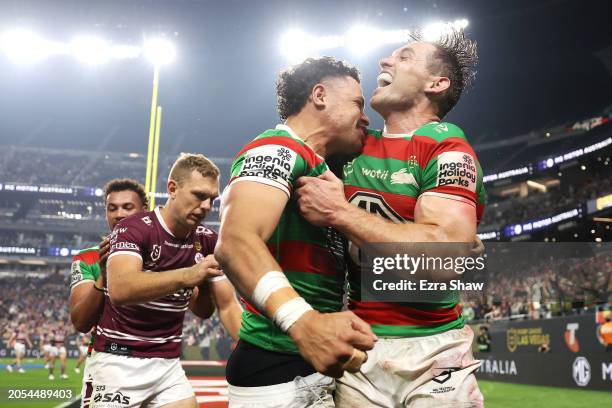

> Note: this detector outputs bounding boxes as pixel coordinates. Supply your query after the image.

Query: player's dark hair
[104,178,148,208]
[276,56,361,121]
[412,28,478,118]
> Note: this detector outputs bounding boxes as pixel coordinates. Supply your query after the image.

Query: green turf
[479,380,612,408]
[0,357,83,408]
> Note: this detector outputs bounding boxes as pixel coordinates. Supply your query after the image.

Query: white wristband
[251,271,291,310]
[273,297,314,332]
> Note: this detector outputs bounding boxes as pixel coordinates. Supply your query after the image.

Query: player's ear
[167,179,178,198]
[425,76,450,96]
[311,83,327,109]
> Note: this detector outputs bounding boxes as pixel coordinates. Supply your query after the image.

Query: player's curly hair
[104,178,148,208]
[412,27,478,118]
[276,56,361,121]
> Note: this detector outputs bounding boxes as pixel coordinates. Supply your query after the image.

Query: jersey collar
[276,123,324,160]
[382,121,439,139]
[154,206,175,238]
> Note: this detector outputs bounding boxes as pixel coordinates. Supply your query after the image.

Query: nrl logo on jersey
[348,192,404,223]
[150,244,161,261]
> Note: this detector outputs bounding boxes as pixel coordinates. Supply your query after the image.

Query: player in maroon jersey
[84,153,241,408]
[6,323,32,373]
[48,321,69,380]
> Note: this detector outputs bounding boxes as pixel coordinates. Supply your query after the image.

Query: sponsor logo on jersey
[196,225,213,236]
[238,144,297,186]
[565,323,580,353]
[141,216,152,226]
[431,367,461,384]
[573,356,591,386]
[348,191,404,223]
[343,159,356,177]
[390,168,419,186]
[117,227,128,234]
[111,242,139,251]
[195,252,204,263]
[437,151,477,192]
[195,241,202,252]
[70,261,83,286]
[361,168,389,180]
[151,244,161,261]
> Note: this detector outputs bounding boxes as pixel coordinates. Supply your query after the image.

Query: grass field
[1,358,611,407]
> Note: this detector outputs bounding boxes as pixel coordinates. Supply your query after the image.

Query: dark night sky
[0,0,611,158]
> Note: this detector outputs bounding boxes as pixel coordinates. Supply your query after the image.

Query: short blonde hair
[169,153,220,185]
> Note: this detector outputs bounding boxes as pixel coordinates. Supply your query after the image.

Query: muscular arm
[69,277,104,333]
[296,171,476,246]
[214,182,301,317]
[107,255,206,306]
[188,284,215,320]
[210,278,243,340]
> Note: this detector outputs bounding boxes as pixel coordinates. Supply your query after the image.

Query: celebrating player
[74,333,90,374]
[70,179,149,334]
[85,153,240,408]
[296,29,486,407]
[215,57,376,407]
[6,323,32,373]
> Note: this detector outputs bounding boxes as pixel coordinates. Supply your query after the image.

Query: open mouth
[377,72,393,88]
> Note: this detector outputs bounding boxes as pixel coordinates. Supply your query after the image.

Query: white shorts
[14,342,26,355]
[228,372,335,408]
[335,325,483,408]
[50,346,67,357]
[82,352,194,408]
[43,344,52,353]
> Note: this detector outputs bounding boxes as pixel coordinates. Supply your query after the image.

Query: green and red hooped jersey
[70,246,102,353]
[342,122,487,337]
[228,124,346,354]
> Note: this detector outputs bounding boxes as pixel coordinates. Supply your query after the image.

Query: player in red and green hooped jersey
[295,30,485,407]
[216,57,376,408]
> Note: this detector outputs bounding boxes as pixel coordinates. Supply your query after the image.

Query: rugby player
[6,323,32,373]
[74,333,90,374]
[48,321,69,380]
[215,57,376,407]
[296,29,486,407]
[86,153,240,408]
[39,325,52,369]
[70,179,149,334]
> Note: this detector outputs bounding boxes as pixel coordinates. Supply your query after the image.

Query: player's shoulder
[72,246,100,264]
[236,125,320,168]
[414,121,468,143]
[115,210,156,230]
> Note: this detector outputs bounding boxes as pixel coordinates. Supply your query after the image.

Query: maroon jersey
[93,207,218,359]
[15,330,28,343]
[52,328,66,347]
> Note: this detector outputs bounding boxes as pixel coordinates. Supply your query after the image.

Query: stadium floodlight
[280,29,318,63]
[422,22,448,42]
[111,45,141,59]
[346,25,384,56]
[71,35,111,65]
[0,29,66,64]
[143,38,176,66]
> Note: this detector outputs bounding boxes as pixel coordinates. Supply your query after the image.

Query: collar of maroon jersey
[154,206,176,238]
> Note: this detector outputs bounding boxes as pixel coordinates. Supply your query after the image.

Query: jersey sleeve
[228,137,309,197]
[419,126,484,207]
[108,218,147,261]
[70,260,95,290]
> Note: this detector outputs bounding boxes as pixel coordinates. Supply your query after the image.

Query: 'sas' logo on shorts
[93,391,131,405]
[436,151,477,192]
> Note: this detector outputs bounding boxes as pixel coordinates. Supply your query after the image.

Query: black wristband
[93,284,104,292]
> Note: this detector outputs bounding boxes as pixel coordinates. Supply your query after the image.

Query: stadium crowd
[462,254,611,322]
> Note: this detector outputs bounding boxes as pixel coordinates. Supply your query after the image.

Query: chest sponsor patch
[238,144,297,184]
[436,151,477,192]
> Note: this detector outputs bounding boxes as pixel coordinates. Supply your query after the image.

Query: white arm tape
[251,271,291,310]
[273,297,314,332]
